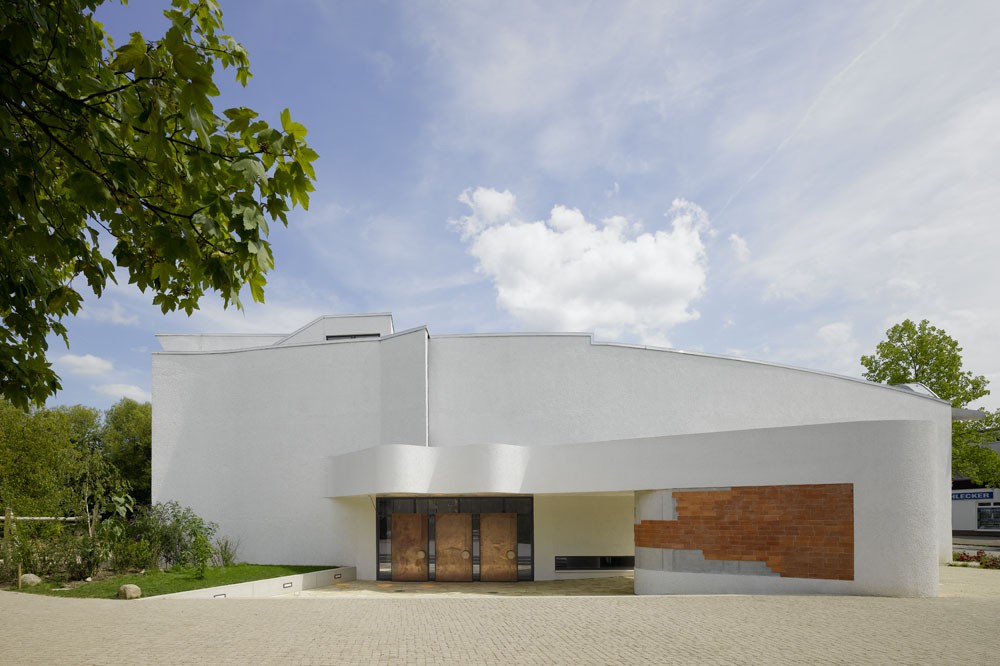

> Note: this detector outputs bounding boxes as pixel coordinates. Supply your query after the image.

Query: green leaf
[232,158,265,186]
[110,33,147,72]
[65,171,112,207]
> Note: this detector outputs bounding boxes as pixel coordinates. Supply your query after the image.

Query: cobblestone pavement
[5,566,1000,665]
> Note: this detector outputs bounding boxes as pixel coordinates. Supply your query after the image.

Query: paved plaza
[4,566,1000,665]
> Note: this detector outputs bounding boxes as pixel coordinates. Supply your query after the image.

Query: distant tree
[53,404,103,451]
[0,401,77,515]
[101,398,152,505]
[861,319,989,408]
[862,318,998,485]
[0,0,318,409]
[953,409,1000,489]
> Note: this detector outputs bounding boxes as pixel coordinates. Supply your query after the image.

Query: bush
[213,536,241,567]
[952,549,1000,569]
[108,535,154,573]
[1,502,222,583]
[134,501,218,571]
[0,522,101,582]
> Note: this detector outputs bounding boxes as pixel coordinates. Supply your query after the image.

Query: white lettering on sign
[952,491,995,500]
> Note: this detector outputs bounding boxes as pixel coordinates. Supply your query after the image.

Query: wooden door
[434,513,473,582]
[391,513,428,581]
[480,512,518,582]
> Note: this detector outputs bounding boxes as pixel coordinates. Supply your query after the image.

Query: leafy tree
[101,398,152,505]
[861,319,989,408]
[0,400,78,515]
[0,401,126,525]
[953,409,1000,488]
[0,0,318,409]
[861,318,998,485]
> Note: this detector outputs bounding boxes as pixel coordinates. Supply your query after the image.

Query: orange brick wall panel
[635,484,854,581]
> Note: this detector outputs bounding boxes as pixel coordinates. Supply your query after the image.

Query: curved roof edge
[153,325,428,356]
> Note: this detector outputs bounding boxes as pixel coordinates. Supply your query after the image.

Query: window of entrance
[376,496,533,582]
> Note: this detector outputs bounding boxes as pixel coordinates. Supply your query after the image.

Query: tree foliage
[0,400,129,525]
[101,398,152,504]
[861,318,999,486]
[860,319,989,408]
[0,0,318,408]
[0,400,80,515]
[953,409,1000,488]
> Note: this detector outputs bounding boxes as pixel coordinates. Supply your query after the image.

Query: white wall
[155,334,284,352]
[276,314,394,346]
[329,420,942,596]
[427,334,952,563]
[152,329,426,567]
[154,318,950,588]
[379,329,428,446]
[428,335,949,447]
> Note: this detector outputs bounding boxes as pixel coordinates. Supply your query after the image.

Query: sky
[47,0,1000,411]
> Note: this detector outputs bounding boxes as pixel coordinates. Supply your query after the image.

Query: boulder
[19,573,41,587]
[117,584,142,600]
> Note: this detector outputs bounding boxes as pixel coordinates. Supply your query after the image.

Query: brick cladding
[634,484,854,581]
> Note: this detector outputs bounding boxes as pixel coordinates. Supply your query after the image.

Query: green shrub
[134,501,218,570]
[212,536,241,567]
[0,522,103,582]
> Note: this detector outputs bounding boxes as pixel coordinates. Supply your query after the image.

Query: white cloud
[78,300,139,326]
[728,233,750,262]
[454,188,518,240]
[55,354,114,376]
[452,187,711,345]
[93,383,152,403]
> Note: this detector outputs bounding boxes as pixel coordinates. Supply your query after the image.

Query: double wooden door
[390,511,518,582]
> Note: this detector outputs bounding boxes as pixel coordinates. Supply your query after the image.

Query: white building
[152,313,952,596]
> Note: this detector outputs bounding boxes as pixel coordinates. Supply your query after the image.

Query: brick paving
[4,566,1000,665]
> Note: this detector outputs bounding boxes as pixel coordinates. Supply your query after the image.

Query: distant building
[153,314,951,596]
[952,439,1000,536]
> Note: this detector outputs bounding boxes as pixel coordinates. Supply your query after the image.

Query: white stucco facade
[152,314,952,596]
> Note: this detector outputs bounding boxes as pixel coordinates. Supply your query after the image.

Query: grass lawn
[12,564,334,599]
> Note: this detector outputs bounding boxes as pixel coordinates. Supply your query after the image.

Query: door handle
[461,550,470,560]
[416,550,426,559]
[506,550,516,560]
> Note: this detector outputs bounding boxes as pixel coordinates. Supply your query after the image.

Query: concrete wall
[154,318,950,589]
[276,314,394,346]
[155,334,285,352]
[428,335,949,446]
[533,494,635,580]
[329,420,942,596]
[153,567,357,599]
[427,334,952,562]
[152,328,425,568]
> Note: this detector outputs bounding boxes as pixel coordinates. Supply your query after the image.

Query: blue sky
[49,0,1000,410]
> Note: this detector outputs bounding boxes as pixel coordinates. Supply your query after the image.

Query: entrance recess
[435,513,473,582]
[376,496,533,582]
[480,512,518,582]
[391,513,428,581]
